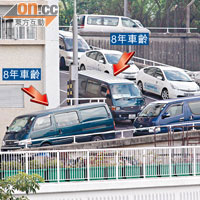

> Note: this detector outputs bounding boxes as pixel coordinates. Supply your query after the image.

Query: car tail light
[80,24,84,29]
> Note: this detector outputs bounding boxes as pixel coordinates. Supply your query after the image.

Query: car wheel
[80,64,86,71]
[41,142,51,147]
[161,89,169,99]
[92,136,103,141]
[60,57,66,70]
[137,81,143,93]
[105,71,109,74]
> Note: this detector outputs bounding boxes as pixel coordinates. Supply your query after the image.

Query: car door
[153,68,165,95]
[54,111,82,144]
[186,100,200,126]
[96,52,107,72]
[78,106,113,142]
[143,67,157,94]
[159,102,186,128]
[30,115,57,146]
[86,51,98,70]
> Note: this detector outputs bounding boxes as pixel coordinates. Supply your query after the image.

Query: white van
[59,30,90,70]
[70,14,150,34]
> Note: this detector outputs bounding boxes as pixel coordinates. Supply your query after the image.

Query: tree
[0,172,44,200]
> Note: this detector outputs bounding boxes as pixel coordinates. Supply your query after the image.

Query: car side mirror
[157,75,163,80]
[99,59,105,64]
[6,126,9,130]
[162,112,170,119]
[59,45,64,50]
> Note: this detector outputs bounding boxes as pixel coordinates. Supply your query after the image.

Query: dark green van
[1,103,115,151]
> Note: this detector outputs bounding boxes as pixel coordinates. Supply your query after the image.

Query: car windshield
[105,53,134,65]
[64,38,90,52]
[164,70,192,82]
[7,116,35,132]
[110,83,144,106]
[139,103,166,117]
[134,20,144,27]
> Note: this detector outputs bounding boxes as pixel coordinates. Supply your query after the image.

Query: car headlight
[170,83,178,90]
[111,106,120,111]
[2,140,5,146]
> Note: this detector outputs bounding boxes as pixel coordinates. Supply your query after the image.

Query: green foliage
[0,172,44,200]
[59,0,200,32]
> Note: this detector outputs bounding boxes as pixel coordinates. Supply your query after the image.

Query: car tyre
[161,89,169,100]
[137,81,143,93]
[60,57,67,71]
[80,64,86,71]
[92,136,103,141]
[41,142,51,147]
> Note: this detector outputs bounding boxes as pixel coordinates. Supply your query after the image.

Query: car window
[154,69,164,80]
[64,37,90,52]
[139,103,166,117]
[188,101,200,115]
[87,16,102,25]
[122,18,138,28]
[103,17,119,26]
[163,70,192,82]
[59,38,65,50]
[86,80,101,96]
[80,107,108,122]
[145,67,157,76]
[166,104,183,117]
[55,112,79,127]
[96,52,105,63]
[79,75,87,95]
[78,15,85,26]
[33,115,51,131]
[88,51,98,60]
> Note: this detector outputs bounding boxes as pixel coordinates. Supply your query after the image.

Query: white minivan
[59,30,90,70]
[70,14,150,34]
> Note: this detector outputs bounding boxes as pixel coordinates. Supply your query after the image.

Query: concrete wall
[16,177,200,200]
[0,44,45,143]
[82,33,200,71]
[0,0,59,145]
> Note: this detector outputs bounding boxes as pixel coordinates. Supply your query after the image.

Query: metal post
[169,148,172,177]
[116,150,118,180]
[71,0,78,105]
[87,151,90,181]
[193,147,196,176]
[186,0,195,33]
[25,152,28,174]
[57,151,60,182]
[124,0,128,17]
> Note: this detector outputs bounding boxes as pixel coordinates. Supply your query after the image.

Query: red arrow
[22,85,48,106]
[113,52,135,76]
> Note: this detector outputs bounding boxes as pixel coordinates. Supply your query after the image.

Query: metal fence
[0,146,200,182]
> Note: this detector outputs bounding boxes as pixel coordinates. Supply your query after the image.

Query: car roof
[150,96,200,105]
[78,14,127,18]
[17,103,107,118]
[79,70,134,84]
[144,65,183,71]
[90,49,122,54]
[59,30,82,39]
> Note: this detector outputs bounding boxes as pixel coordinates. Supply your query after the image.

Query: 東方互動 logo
[3,2,58,27]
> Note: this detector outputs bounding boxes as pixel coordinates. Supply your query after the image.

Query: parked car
[136,66,200,99]
[79,70,145,122]
[59,30,90,70]
[79,49,139,81]
[184,70,200,86]
[1,103,115,151]
[69,14,150,34]
[133,96,200,136]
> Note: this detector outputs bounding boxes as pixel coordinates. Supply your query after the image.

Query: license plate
[184,93,194,96]
[129,114,136,119]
